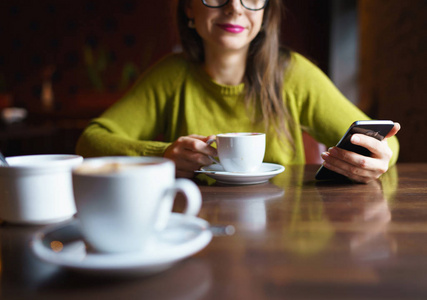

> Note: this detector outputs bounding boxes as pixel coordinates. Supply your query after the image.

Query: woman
[76,0,400,183]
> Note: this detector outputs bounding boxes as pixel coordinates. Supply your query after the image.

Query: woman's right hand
[163,134,217,178]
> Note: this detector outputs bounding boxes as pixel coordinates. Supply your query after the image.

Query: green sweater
[76,52,399,166]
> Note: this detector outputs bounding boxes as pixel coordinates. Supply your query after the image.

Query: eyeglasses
[201,0,269,11]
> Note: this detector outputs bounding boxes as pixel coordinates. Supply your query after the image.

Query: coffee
[74,162,160,174]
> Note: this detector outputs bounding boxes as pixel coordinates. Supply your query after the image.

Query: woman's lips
[217,24,245,33]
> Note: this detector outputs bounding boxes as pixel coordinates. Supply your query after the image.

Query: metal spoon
[181,223,236,237]
[209,224,235,236]
[0,150,9,166]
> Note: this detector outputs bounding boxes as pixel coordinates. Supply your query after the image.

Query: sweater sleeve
[75,54,185,158]
[287,53,400,166]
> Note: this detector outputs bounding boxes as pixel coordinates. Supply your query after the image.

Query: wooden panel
[359,0,427,162]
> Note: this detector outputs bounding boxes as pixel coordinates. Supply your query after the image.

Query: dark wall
[0,0,175,111]
[0,0,331,111]
[282,0,331,73]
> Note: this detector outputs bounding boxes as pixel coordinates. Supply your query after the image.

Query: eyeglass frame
[201,0,269,11]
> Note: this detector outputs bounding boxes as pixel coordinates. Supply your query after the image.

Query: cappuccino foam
[75,162,159,175]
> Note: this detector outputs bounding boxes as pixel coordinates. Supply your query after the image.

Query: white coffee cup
[72,156,202,253]
[0,154,83,224]
[207,133,266,173]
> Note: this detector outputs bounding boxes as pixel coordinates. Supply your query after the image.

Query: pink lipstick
[217,24,245,33]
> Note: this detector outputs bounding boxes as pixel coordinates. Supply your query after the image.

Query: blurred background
[0,0,426,162]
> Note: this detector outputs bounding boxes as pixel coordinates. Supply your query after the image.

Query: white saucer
[195,163,285,185]
[31,213,212,276]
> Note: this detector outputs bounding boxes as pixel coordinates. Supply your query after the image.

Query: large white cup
[72,156,202,253]
[207,133,266,173]
[0,154,83,224]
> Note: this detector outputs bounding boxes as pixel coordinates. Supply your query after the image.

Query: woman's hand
[164,134,217,178]
[320,123,401,183]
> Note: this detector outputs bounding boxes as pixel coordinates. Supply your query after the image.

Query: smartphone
[315,120,395,181]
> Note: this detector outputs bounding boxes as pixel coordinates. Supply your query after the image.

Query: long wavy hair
[176,0,293,145]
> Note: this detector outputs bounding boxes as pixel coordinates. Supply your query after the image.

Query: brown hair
[176,0,293,146]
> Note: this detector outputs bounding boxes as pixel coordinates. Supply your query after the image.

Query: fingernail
[321,151,329,158]
[329,147,337,155]
[351,135,360,143]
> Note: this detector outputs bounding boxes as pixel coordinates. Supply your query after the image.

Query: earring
[188,19,195,29]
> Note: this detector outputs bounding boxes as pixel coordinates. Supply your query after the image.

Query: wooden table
[1,163,427,300]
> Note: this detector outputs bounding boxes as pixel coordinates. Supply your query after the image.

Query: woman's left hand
[320,123,401,183]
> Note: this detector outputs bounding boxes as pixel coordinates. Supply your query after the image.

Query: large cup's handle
[173,179,202,216]
[206,138,220,164]
[155,179,202,230]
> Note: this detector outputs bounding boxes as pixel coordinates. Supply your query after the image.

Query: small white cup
[0,154,83,224]
[72,156,202,253]
[207,133,266,173]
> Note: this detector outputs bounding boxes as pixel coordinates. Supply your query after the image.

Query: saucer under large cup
[31,213,212,276]
[195,162,285,185]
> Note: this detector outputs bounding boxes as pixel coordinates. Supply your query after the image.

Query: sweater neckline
[192,63,245,96]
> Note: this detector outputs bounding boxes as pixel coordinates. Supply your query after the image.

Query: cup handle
[206,138,220,164]
[173,179,202,216]
[155,179,202,230]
